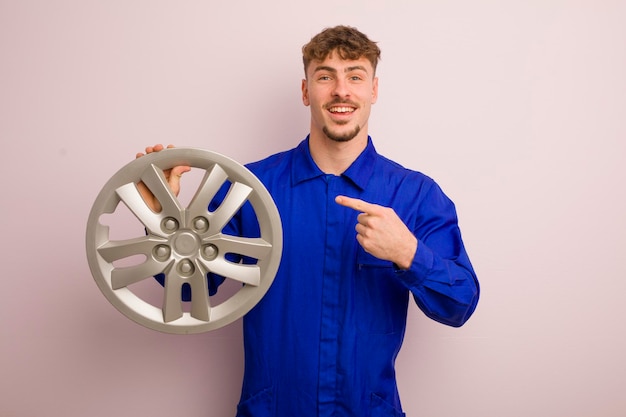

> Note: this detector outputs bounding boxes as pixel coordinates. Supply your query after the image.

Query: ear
[301,79,310,106]
[371,76,379,104]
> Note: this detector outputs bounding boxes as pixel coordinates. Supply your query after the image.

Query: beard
[322,124,361,142]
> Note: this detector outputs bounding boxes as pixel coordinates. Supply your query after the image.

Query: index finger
[335,195,377,213]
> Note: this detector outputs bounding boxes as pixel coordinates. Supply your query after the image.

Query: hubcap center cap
[173,231,199,256]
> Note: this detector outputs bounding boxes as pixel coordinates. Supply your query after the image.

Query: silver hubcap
[86,148,282,334]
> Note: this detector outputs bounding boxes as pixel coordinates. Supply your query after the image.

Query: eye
[318,75,332,81]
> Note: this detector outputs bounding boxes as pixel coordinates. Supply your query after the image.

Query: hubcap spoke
[199,257,261,286]
[112,259,172,290]
[115,183,164,236]
[187,163,229,221]
[205,235,273,261]
[207,181,252,234]
[141,164,185,218]
[162,263,212,323]
[97,236,166,263]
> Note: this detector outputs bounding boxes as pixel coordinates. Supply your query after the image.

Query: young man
[140,25,479,417]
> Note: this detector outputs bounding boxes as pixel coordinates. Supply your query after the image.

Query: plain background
[1,1,625,416]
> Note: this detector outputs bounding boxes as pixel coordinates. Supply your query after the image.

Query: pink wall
[2,1,625,416]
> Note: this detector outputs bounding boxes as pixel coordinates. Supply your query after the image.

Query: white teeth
[329,107,354,113]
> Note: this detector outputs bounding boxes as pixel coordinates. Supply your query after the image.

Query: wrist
[394,236,417,270]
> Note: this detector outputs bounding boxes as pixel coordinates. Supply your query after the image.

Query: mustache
[324,99,359,109]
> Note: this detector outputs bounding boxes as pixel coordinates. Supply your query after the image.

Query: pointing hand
[335,195,417,269]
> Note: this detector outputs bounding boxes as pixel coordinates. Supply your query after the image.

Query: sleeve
[393,180,480,327]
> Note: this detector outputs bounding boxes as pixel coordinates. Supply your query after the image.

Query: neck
[308,130,368,175]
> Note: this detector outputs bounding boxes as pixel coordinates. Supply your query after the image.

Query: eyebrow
[313,65,369,74]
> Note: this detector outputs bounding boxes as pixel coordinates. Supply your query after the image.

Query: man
[139,25,479,417]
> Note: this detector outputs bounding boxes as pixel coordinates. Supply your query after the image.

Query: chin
[323,125,361,142]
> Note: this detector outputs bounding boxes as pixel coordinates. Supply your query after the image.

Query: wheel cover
[86,148,282,334]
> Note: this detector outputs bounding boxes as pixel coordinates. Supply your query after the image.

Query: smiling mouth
[328,106,355,114]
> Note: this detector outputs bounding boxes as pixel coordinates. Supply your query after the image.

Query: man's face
[302,52,378,143]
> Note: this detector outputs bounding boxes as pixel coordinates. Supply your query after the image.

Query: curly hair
[302,25,381,76]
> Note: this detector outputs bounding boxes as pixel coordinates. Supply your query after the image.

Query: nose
[332,78,350,98]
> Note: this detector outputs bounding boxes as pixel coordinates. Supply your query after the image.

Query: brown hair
[302,25,381,76]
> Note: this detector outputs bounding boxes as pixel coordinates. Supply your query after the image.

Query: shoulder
[243,147,303,195]
[369,153,458,223]
[374,152,436,189]
[246,148,294,176]
[371,150,458,214]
